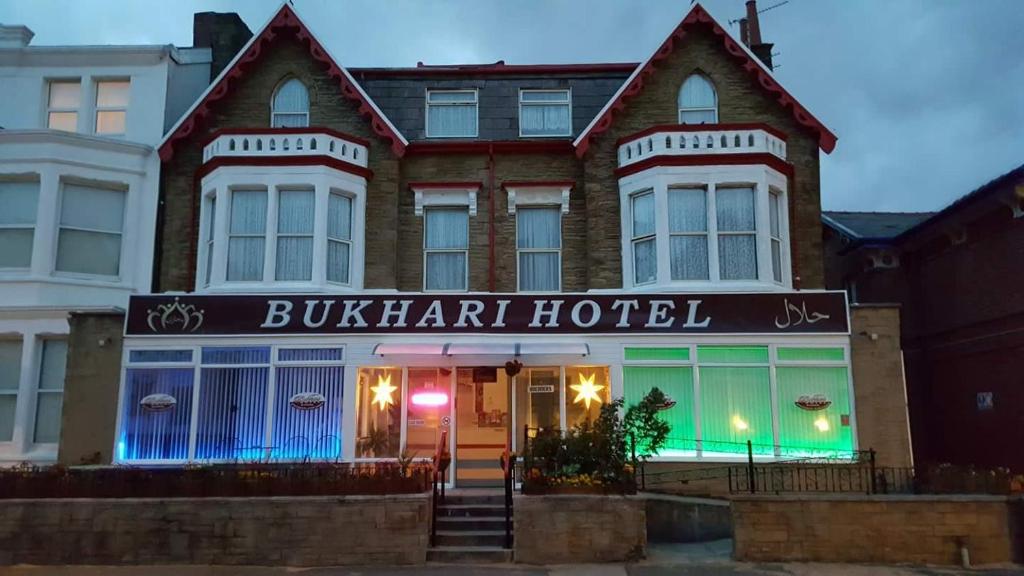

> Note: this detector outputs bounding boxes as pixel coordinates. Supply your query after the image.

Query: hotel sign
[126,292,848,336]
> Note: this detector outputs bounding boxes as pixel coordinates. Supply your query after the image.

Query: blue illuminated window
[119,367,194,461]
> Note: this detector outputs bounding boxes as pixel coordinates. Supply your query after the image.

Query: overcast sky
[2,0,1022,212]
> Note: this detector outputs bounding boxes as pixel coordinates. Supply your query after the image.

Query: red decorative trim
[405,141,574,155]
[407,181,482,190]
[501,180,576,189]
[350,62,638,77]
[614,122,789,146]
[614,153,794,179]
[198,155,374,181]
[201,126,371,148]
[159,4,405,162]
[575,4,837,158]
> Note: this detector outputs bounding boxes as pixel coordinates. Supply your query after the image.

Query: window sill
[619,281,791,293]
[0,272,132,290]
[200,281,361,294]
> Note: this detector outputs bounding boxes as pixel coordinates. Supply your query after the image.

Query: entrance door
[454,367,510,487]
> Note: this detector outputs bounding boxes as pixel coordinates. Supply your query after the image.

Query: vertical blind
[668,188,709,280]
[275,190,314,281]
[271,79,310,128]
[517,206,560,291]
[227,190,267,281]
[623,366,696,452]
[121,367,194,461]
[327,192,352,284]
[56,183,125,276]
[427,91,477,137]
[0,180,39,269]
[424,207,468,290]
[716,187,757,280]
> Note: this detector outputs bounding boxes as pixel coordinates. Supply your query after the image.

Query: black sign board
[126,292,849,336]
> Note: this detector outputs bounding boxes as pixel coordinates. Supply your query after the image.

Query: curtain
[668,188,709,280]
[769,192,783,282]
[631,192,655,237]
[33,340,66,444]
[623,366,696,453]
[275,190,314,281]
[328,193,352,283]
[678,74,717,124]
[633,238,656,285]
[56,184,125,276]
[426,253,467,290]
[271,366,344,460]
[716,187,757,280]
[0,181,39,268]
[517,207,560,291]
[776,367,852,456]
[425,208,468,290]
[227,190,266,281]
[520,92,570,136]
[0,341,22,442]
[427,92,477,137]
[272,79,309,128]
[121,368,194,461]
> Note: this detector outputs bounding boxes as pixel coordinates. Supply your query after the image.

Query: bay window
[327,192,353,284]
[424,207,469,291]
[716,187,757,280]
[275,190,315,281]
[56,182,125,277]
[517,206,561,291]
[631,191,657,285]
[226,189,267,281]
[0,179,39,269]
[668,187,708,280]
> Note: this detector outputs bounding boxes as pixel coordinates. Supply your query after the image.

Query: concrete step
[435,530,508,548]
[436,516,509,531]
[438,504,506,518]
[426,546,512,564]
[439,493,505,506]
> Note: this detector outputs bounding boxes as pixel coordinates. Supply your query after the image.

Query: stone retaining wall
[732,494,1023,566]
[0,494,429,566]
[513,494,646,564]
[644,493,731,543]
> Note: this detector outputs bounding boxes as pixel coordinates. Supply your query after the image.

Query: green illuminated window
[697,345,769,364]
[777,347,845,362]
[623,366,695,453]
[699,366,773,455]
[776,366,853,456]
[624,347,690,362]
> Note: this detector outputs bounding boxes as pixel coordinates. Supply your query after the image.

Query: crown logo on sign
[146,297,205,333]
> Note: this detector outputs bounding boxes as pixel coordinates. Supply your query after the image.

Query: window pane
[56,229,121,275]
[633,238,656,284]
[0,230,34,268]
[48,81,80,108]
[271,366,344,460]
[428,91,476,103]
[95,110,126,134]
[272,113,308,128]
[120,368,194,461]
[196,366,269,460]
[129,349,193,363]
[678,75,716,109]
[716,187,755,231]
[678,109,717,125]
[670,236,709,280]
[769,192,781,237]
[428,103,477,137]
[425,252,466,291]
[777,347,845,362]
[776,367,853,456]
[96,81,130,107]
[272,79,309,114]
[515,367,560,434]
[278,348,344,362]
[228,190,266,281]
[61,184,125,232]
[356,367,402,458]
[631,192,654,237]
[623,366,696,453]
[328,193,352,240]
[201,346,270,365]
[33,393,62,444]
[565,366,610,428]
[771,239,782,283]
[624,347,690,362]
[275,237,313,281]
[227,237,264,281]
[230,190,267,234]
[0,396,15,442]
[278,190,314,235]
[719,234,757,280]
[0,181,39,225]
[668,188,706,232]
[521,103,570,136]
[328,240,350,284]
[521,91,569,102]
[38,340,67,391]
[48,112,77,131]
[408,368,450,455]
[425,208,468,249]
[519,252,559,291]
[0,341,22,390]
[699,366,773,455]
[517,207,560,249]
[697,345,769,364]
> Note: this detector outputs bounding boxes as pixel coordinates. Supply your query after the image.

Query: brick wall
[0,494,429,566]
[732,494,1023,565]
[850,305,913,468]
[513,494,646,564]
[58,312,124,466]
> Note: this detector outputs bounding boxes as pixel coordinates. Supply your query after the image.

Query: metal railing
[501,448,514,548]
[430,429,449,548]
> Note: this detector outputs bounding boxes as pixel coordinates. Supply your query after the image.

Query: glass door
[454,367,510,488]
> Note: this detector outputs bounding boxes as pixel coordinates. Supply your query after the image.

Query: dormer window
[426,90,478,138]
[271,78,310,128]
[678,74,718,124]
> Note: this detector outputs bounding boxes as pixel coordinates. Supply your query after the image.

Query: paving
[1,542,1021,576]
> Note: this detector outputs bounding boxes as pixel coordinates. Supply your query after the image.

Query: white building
[0,22,219,463]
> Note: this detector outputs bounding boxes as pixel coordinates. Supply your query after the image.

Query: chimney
[0,25,34,48]
[739,18,750,46]
[745,0,775,71]
[192,12,253,81]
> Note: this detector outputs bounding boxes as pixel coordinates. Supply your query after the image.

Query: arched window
[271,78,309,128]
[678,74,718,124]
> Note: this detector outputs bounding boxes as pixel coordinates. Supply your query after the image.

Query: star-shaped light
[370,374,397,412]
[570,373,605,410]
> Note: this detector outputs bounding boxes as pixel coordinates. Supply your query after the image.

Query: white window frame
[93,78,130,136]
[678,73,719,124]
[46,79,81,132]
[225,187,269,283]
[54,179,126,280]
[518,88,572,138]
[422,206,470,292]
[714,185,758,281]
[32,338,66,445]
[425,89,479,138]
[203,194,216,286]
[667,186,709,281]
[516,205,563,292]
[0,178,40,271]
[326,190,354,286]
[270,78,310,128]
[630,190,657,286]
[274,188,316,282]
[769,188,784,285]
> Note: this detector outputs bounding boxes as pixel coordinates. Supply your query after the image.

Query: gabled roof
[158,3,408,161]
[822,211,936,241]
[573,3,837,158]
